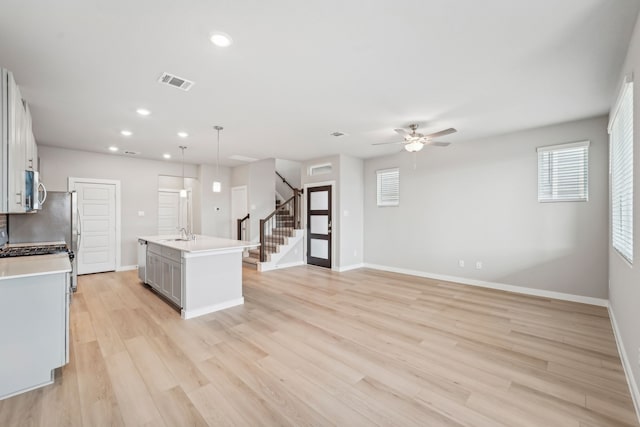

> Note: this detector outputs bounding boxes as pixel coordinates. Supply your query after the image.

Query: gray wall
[364,116,609,299]
[248,158,275,241]
[339,155,364,268]
[609,11,640,408]
[199,164,232,238]
[275,158,302,199]
[39,145,200,267]
[231,164,249,188]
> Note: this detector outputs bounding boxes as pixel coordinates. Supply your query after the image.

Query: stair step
[263,236,286,245]
[271,228,293,236]
[243,256,259,265]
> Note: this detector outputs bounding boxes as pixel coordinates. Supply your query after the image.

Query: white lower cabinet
[0,271,69,400]
[146,243,183,308]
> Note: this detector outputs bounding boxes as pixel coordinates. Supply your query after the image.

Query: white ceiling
[0,0,638,165]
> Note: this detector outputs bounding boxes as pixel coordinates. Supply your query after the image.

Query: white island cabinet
[0,254,71,400]
[138,235,258,319]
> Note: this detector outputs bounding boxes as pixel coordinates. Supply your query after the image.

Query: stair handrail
[259,190,302,262]
[236,213,250,241]
[275,171,303,195]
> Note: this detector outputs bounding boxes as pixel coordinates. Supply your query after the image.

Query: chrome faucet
[177,226,196,241]
[178,227,188,240]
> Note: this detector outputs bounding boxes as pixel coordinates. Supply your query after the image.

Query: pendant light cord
[179,145,187,188]
[214,126,223,179]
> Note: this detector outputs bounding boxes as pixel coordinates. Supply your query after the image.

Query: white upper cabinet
[25,103,37,171]
[7,72,26,213]
[1,69,38,213]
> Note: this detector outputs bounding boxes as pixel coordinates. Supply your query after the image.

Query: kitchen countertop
[139,235,259,254]
[0,253,71,281]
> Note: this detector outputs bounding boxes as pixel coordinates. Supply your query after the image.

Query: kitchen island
[138,235,258,319]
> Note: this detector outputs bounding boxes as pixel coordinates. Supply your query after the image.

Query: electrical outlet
[354,250,357,256]
[458,260,465,268]
[476,261,483,269]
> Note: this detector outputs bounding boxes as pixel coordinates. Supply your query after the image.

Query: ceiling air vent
[229,155,258,162]
[157,72,195,91]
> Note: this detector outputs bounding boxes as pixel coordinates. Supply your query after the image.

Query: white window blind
[537,141,589,202]
[610,80,633,263]
[376,168,399,206]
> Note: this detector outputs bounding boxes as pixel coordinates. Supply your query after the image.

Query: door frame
[230,185,248,239]
[68,177,122,271]
[303,181,336,268]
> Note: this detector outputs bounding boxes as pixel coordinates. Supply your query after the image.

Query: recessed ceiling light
[210,32,233,47]
[136,108,151,116]
[108,146,119,152]
[120,130,132,136]
[177,131,189,138]
[163,153,171,159]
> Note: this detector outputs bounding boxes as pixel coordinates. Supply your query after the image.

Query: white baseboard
[259,260,305,272]
[333,263,365,272]
[608,306,640,423]
[181,297,244,320]
[117,265,138,272]
[363,263,608,307]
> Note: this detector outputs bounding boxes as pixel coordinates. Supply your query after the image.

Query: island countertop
[139,235,259,254]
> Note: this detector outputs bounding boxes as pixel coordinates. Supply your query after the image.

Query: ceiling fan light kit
[404,141,424,152]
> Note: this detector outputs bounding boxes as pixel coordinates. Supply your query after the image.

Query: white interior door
[231,186,248,239]
[74,181,117,274]
[158,191,180,235]
[158,189,191,235]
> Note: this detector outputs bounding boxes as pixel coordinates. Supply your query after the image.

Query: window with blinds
[609,80,633,263]
[537,141,589,202]
[376,168,399,207]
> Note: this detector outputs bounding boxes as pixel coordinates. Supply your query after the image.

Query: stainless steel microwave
[25,170,47,211]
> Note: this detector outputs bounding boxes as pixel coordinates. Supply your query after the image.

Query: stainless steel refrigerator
[7,191,79,291]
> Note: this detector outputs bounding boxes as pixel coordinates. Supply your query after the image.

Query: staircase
[243,185,304,271]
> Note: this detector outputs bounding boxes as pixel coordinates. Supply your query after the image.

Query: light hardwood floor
[1,266,638,426]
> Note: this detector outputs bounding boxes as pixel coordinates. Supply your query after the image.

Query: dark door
[307,185,332,268]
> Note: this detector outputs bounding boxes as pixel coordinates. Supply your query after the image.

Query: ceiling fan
[374,124,457,152]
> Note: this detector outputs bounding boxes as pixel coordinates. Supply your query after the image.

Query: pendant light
[179,145,187,198]
[212,125,223,193]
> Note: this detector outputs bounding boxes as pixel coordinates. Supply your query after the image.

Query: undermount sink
[160,238,192,242]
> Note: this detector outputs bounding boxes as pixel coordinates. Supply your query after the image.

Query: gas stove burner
[0,242,69,258]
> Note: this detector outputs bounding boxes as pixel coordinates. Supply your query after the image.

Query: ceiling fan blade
[372,141,405,146]
[394,128,410,137]
[427,141,451,147]
[424,128,457,139]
